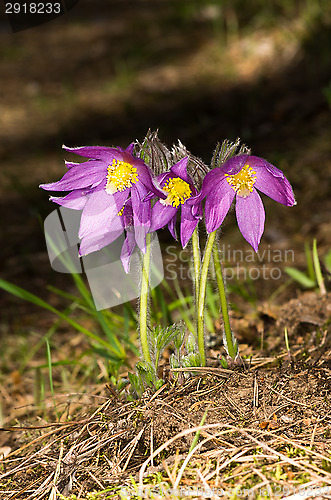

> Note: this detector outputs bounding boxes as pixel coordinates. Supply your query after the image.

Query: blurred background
[0,0,331,413]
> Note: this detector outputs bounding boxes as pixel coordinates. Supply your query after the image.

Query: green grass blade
[313,239,326,295]
[284,267,316,288]
[0,279,125,359]
[188,408,209,454]
[304,241,315,281]
[46,340,58,419]
[324,249,331,273]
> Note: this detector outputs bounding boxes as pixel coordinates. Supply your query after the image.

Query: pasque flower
[40,144,161,259]
[150,157,203,248]
[189,154,296,251]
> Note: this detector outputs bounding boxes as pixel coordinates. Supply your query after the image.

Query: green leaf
[313,239,326,294]
[304,241,315,281]
[284,267,316,288]
[324,249,331,273]
[0,278,125,360]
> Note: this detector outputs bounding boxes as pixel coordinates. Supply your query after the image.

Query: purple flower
[40,144,161,257]
[150,157,203,248]
[189,154,296,251]
[78,199,136,273]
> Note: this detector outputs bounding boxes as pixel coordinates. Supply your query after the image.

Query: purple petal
[192,202,203,220]
[131,183,151,224]
[167,215,178,240]
[180,211,199,248]
[246,156,285,178]
[143,190,158,203]
[247,157,296,206]
[65,161,81,169]
[170,157,191,183]
[40,161,106,191]
[186,168,223,206]
[131,183,151,252]
[122,198,134,228]
[181,202,198,222]
[205,180,235,233]
[63,144,122,161]
[135,162,165,197]
[49,189,88,210]
[79,187,128,239]
[121,229,136,273]
[218,154,250,175]
[220,155,251,175]
[235,189,265,251]
[151,201,178,232]
[154,171,171,187]
[79,217,124,256]
[124,143,135,155]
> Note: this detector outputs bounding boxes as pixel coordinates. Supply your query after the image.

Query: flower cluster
[41,133,296,372]
[40,136,295,270]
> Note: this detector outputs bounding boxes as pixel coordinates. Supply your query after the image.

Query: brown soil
[1,360,331,497]
[1,291,331,497]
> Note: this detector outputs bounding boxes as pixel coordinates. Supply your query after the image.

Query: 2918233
[5,3,61,14]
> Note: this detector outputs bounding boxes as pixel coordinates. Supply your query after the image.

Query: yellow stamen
[161,177,192,208]
[106,159,139,194]
[117,206,125,216]
[225,164,257,198]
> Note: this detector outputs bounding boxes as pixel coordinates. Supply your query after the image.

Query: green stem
[197,231,216,366]
[212,242,238,359]
[191,226,201,338]
[140,232,152,364]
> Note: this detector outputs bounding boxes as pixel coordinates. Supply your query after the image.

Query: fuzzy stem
[212,241,238,359]
[197,231,216,366]
[139,232,152,364]
[191,226,201,338]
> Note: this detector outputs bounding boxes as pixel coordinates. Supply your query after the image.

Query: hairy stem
[212,241,238,359]
[191,226,201,338]
[197,231,216,366]
[140,232,152,364]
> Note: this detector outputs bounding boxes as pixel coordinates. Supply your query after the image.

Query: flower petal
[120,229,136,273]
[40,161,106,191]
[65,160,81,169]
[135,162,165,197]
[50,192,87,210]
[78,187,127,239]
[186,168,223,206]
[247,157,296,206]
[180,212,199,248]
[167,215,178,240]
[63,144,122,161]
[131,183,151,252]
[79,216,123,256]
[219,154,249,175]
[150,201,178,232]
[170,157,190,182]
[124,143,135,155]
[205,180,235,233]
[235,189,265,252]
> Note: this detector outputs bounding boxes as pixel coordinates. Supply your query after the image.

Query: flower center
[106,159,139,194]
[161,177,192,208]
[225,164,257,198]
